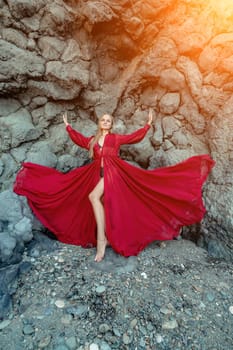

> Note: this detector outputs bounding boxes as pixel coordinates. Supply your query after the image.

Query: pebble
[229,306,233,314]
[65,336,77,349]
[141,272,147,279]
[199,301,206,309]
[99,323,111,333]
[122,333,131,345]
[162,319,178,330]
[205,292,215,302]
[130,318,137,328]
[55,299,65,308]
[95,286,106,295]
[23,324,35,335]
[160,306,173,315]
[99,341,111,350]
[61,314,73,325]
[38,335,52,348]
[43,307,53,316]
[156,334,163,343]
[159,242,166,248]
[0,320,11,330]
[113,327,121,337]
[89,343,99,350]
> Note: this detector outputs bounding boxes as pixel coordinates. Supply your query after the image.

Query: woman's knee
[88,179,104,204]
[88,191,100,204]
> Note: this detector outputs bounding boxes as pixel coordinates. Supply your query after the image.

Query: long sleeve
[66,125,93,150]
[116,124,151,146]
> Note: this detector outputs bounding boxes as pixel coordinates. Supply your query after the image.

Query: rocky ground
[0,238,232,350]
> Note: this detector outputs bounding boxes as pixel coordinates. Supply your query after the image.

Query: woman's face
[99,114,113,131]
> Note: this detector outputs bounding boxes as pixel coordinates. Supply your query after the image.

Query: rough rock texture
[0,0,233,262]
[0,239,233,348]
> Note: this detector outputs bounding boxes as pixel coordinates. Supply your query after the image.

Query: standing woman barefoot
[14,109,214,262]
[87,115,112,261]
[63,111,152,262]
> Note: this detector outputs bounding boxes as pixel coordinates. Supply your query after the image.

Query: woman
[63,111,153,261]
[14,110,214,262]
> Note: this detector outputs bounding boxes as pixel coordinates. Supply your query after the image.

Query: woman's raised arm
[116,109,153,146]
[63,113,93,150]
[63,112,70,127]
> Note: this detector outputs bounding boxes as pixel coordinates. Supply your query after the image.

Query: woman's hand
[147,108,153,126]
[63,112,69,127]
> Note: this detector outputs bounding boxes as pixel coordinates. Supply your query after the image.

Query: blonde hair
[89,114,113,158]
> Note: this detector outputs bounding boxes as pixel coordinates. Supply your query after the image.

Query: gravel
[0,239,232,350]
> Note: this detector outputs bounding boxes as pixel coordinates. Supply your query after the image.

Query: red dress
[13,124,215,257]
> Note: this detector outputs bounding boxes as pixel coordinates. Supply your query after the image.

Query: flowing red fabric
[13,124,215,257]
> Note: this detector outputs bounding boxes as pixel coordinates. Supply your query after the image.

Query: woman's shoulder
[108,133,118,138]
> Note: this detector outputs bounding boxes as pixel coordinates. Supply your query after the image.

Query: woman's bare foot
[95,238,108,262]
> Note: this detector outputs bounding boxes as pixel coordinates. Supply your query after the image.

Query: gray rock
[31,97,47,109]
[0,190,34,266]
[27,80,81,100]
[90,248,138,274]
[39,2,79,36]
[27,231,59,254]
[0,264,20,318]
[56,155,79,173]
[26,140,57,167]
[0,293,12,320]
[14,217,33,242]
[159,92,180,114]
[1,107,42,147]
[23,324,35,335]
[162,116,181,138]
[38,36,66,60]
[100,342,111,350]
[99,323,111,334]
[159,68,185,91]
[0,153,18,188]
[0,233,17,261]
[65,336,77,349]
[81,2,116,25]
[38,335,52,348]
[6,0,46,20]
[0,98,21,116]
[1,28,28,50]
[207,239,231,260]
[122,333,132,345]
[0,190,25,224]
[0,39,45,94]
[162,319,178,330]
[0,319,11,330]
[45,61,89,87]
[61,39,85,63]
[95,286,106,295]
[65,304,88,317]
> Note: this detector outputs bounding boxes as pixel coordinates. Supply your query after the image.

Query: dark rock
[0,264,20,319]
[207,239,231,261]
[26,230,60,257]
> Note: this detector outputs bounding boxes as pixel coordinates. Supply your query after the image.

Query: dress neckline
[98,133,109,148]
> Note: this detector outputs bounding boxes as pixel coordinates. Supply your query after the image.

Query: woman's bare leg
[88,178,107,262]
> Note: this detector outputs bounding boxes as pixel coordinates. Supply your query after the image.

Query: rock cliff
[0,0,233,262]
